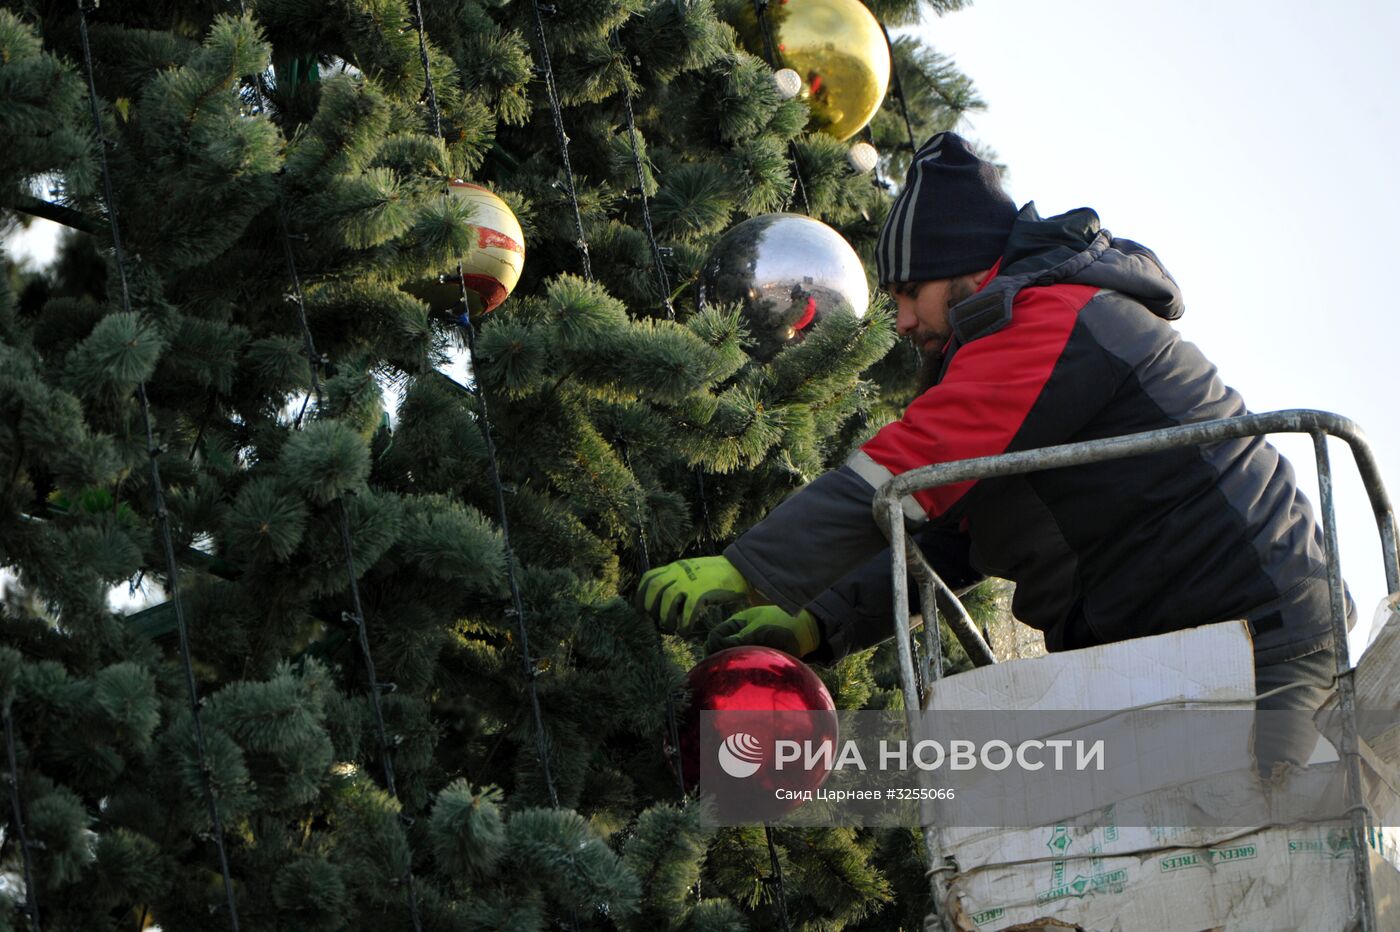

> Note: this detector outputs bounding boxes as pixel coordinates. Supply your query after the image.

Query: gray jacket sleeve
[723,464,893,615]
[805,526,984,664]
[723,464,984,664]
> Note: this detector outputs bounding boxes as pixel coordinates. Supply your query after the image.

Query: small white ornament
[772,68,803,101]
[847,141,879,174]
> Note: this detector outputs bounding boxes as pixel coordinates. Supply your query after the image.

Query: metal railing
[873,410,1398,932]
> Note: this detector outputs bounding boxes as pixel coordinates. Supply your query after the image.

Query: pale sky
[918,0,1400,655]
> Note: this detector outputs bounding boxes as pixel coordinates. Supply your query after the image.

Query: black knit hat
[876,133,1017,285]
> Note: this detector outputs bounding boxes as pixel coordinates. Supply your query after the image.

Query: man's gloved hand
[706,605,822,659]
[637,556,752,634]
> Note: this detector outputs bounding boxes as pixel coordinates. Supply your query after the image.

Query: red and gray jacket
[726,204,1343,666]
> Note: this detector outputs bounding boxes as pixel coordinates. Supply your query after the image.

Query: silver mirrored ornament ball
[697,213,870,362]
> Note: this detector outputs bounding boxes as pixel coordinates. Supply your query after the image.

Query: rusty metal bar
[884,499,922,739]
[910,625,927,706]
[874,410,1395,930]
[909,544,959,929]
[913,551,943,691]
[909,551,997,668]
[884,498,954,928]
[1312,431,1376,931]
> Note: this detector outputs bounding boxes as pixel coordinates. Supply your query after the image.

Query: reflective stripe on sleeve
[847,450,929,524]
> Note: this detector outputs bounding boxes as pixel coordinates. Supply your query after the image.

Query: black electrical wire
[764,824,793,932]
[610,31,675,319]
[879,22,919,157]
[279,221,424,931]
[411,0,568,819]
[455,299,564,813]
[619,439,687,798]
[411,0,443,140]
[693,471,716,552]
[749,0,812,214]
[526,0,593,278]
[600,30,692,799]
[4,706,40,931]
[236,3,424,924]
[333,501,424,930]
[75,3,241,927]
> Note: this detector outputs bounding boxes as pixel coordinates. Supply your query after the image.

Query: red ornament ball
[674,646,838,817]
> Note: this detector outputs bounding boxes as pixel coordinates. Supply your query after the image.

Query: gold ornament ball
[730,0,891,141]
[409,181,526,317]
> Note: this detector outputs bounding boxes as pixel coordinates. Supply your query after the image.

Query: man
[640,133,1345,769]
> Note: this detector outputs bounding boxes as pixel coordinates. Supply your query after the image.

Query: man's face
[888,274,982,387]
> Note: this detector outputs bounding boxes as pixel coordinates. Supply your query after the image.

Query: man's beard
[914,341,944,394]
[912,277,980,394]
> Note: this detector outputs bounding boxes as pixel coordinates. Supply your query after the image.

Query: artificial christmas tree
[0,0,1000,928]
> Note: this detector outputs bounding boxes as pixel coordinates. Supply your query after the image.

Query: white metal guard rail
[872,410,1398,932]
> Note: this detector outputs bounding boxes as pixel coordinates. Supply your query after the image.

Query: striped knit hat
[876,133,1017,285]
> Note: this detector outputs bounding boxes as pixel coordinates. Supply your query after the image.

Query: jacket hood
[997,203,1185,321]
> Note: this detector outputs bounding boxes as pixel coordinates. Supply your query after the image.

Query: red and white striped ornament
[415,180,526,316]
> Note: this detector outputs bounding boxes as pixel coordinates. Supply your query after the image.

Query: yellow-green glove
[706,605,822,658]
[637,556,752,634]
